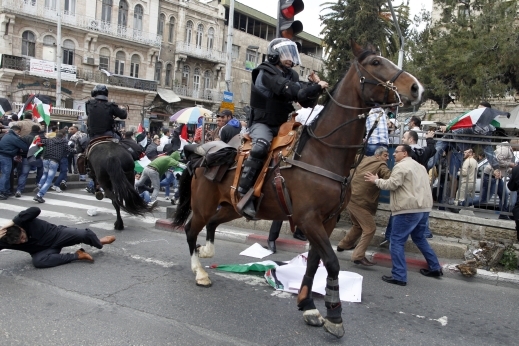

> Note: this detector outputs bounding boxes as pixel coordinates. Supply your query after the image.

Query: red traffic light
[278,0,304,39]
[281,6,295,19]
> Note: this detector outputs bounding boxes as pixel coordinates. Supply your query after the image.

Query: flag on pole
[134,155,150,173]
[17,94,35,118]
[0,98,12,118]
[32,97,52,126]
[27,135,44,160]
[136,123,147,148]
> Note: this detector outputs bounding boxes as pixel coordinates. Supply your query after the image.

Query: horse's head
[351,41,423,107]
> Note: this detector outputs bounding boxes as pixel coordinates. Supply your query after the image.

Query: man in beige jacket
[365,144,442,286]
[336,147,391,266]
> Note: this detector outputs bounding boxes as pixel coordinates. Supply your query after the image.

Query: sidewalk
[156,207,519,286]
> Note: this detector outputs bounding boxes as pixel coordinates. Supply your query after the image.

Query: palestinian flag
[17,94,35,118]
[136,123,147,148]
[32,97,51,125]
[0,98,12,117]
[27,135,44,160]
[134,156,150,173]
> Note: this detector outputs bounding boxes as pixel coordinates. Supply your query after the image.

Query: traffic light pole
[387,0,404,69]
[275,0,280,38]
[224,0,235,92]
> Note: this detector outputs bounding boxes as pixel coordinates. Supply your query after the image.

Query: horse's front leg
[186,220,212,287]
[322,247,344,338]
[112,200,124,230]
[297,247,325,327]
[197,222,216,258]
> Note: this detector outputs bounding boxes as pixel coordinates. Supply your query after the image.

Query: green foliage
[406,0,519,108]
[499,245,518,272]
[319,0,411,87]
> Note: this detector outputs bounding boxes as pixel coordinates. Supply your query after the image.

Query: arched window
[182,65,190,86]
[62,39,75,64]
[133,4,143,32]
[22,31,36,57]
[115,51,125,75]
[155,61,162,84]
[196,24,203,48]
[118,0,128,28]
[203,70,212,90]
[158,13,165,37]
[185,20,193,45]
[99,47,110,71]
[168,17,175,43]
[43,35,55,46]
[207,27,214,50]
[130,54,140,78]
[102,0,112,23]
[42,35,56,61]
[165,64,172,87]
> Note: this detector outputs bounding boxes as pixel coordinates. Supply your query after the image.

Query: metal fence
[385,131,519,218]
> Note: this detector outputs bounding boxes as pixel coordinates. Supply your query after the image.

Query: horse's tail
[173,168,193,226]
[107,156,150,216]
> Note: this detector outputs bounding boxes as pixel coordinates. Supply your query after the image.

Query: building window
[246,49,258,64]
[193,67,201,90]
[196,24,203,49]
[115,51,125,75]
[118,0,128,28]
[207,27,214,50]
[130,54,140,78]
[134,4,143,32]
[185,21,193,45]
[168,17,175,43]
[182,65,190,86]
[99,47,110,71]
[165,64,172,86]
[22,31,36,57]
[158,13,165,37]
[101,0,112,23]
[62,39,75,65]
[155,61,162,84]
[45,0,56,10]
[64,0,75,14]
[42,35,56,61]
[203,70,212,90]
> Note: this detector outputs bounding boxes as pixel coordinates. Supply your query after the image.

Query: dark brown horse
[173,42,423,338]
[79,141,152,230]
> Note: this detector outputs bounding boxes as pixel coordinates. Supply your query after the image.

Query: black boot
[237,157,264,218]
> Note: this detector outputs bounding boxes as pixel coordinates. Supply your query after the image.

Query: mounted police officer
[86,85,127,140]
[237,38,328,218]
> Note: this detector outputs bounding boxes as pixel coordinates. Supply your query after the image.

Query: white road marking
[399,311,448,326]
[0,204,90,224]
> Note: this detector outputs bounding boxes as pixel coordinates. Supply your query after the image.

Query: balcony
[1,0,161,47]
[1,54,158,92]
[171,85,222,102]
[13,102,84,119]
[175,42,226,64]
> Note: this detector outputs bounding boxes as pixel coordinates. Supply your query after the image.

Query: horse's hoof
[196,278,212,287]
[303,309,325,327]
[323,319,345,339]
[95,191,104,200]
[114,222,124,231]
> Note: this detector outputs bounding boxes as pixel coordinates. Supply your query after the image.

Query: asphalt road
[1,190,518,345]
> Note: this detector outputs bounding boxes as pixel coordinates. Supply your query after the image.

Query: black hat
[217,109,233,117]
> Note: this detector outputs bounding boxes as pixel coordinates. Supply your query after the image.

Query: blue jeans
[160,170,178,198]
[471,173,509,211]
[0,154,13,194]
[16,158,31,193]
[385,214,432,240]
[38,160,60,196]
[139,191,151,203]
[390,212,440,282]
[53,157,68,187]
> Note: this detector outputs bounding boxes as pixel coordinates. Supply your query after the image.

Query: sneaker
[50,186,62,193]
[33,195,45,203]
[33,186,40,192]
[172,198,179,205]
[59,180,67,190]
[147,200,158,208]
[0,194,7,200]
[379,239,390,247]
[165,196,170,201]
[15,191,21,198]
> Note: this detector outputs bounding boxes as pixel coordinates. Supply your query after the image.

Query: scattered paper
[239,243,273,259]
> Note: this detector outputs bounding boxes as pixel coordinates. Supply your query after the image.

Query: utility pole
[224,0,235,92]
[56,0,62,107]
[388,0,404,69]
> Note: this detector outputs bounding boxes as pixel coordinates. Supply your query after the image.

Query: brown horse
[172,42,423,338]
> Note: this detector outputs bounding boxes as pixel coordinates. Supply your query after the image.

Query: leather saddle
[77,136,118,176]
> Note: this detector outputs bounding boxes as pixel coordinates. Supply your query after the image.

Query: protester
[217,110,241,143]
[134,172,153,204]
[14,125,42,197]
[120,131,144,161]
[336,147,391,265]
[50,129,71,193]
[366,144,442,286]
[364,107,389,156]
[46,125,58,138]
[157,128,170,152]
[159,152,182,203]
[407,115,425,146]
[0,125,29,200]
[456,148,478,206]
[68,125,88,181]
[16,111,36,136]
[0,207,116,268]
[387,118,400,144]
[145,135,161,160]
[506,164,519,241]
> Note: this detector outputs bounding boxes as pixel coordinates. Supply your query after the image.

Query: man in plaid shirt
[365,107,389,156]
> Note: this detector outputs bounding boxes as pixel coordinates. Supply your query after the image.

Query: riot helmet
[267,38,301,67]
[91,84,109,100]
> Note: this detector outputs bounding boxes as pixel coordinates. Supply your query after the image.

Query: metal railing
[12,102,84,118]
[1,0,161,47]
[384,131,518,218]
[171,85,223,102]
[175,42,226,64]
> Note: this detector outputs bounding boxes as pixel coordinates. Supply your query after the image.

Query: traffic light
[278,0,304,39]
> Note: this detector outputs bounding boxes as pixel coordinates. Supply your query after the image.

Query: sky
[233,0,433,38]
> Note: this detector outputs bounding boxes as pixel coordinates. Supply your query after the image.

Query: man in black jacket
[507,166,519,241]
[402,130,436,168]
[121,131,144,161]
[237,38,328,218]
[0,207,116,268]
[0,125,29,200]
[86,84,127,139]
